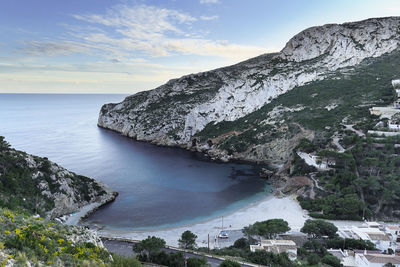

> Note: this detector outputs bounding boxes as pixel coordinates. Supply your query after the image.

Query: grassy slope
[0,208,111,266]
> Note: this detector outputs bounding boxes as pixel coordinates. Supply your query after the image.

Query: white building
[297,151,335,170]
[355,250,400,267]
[338,226,394,252]
[389,120,400,131]
[392,79,400,89]
[385,225,400,242]
[250,240,297,261]
[363,222,383,229]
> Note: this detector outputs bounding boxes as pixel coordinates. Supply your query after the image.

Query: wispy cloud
[200,15,219,21]
[200,0,220,4]
[21,41,89,56]
[20,3,266,63]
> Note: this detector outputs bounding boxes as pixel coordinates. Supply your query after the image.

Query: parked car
[218,231,229,239]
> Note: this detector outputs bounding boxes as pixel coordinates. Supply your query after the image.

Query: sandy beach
[98,195,309,247]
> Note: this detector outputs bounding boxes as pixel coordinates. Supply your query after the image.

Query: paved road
[344,124,365,137]
[102,238,256,267]
[332,136,345,153]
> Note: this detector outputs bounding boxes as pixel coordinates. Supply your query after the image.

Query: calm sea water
[0,94,268,230]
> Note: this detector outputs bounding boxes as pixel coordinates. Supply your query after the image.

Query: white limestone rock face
[99,17,400,147]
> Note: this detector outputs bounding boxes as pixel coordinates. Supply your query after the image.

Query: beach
[98,195,308,248]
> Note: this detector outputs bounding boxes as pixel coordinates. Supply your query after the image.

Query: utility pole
[208,234,210,253]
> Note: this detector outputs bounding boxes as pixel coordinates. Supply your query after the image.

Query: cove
[0,93,269,230]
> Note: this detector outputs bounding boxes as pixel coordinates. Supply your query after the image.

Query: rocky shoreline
[59,190,118,226]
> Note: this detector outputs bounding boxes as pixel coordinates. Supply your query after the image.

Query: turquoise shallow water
[0,93,268,230]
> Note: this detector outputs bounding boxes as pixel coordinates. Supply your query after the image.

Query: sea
[0,93,269,231]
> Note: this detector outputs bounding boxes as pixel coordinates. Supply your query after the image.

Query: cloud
[200,0,220,4]
[21,41,89,56]
[200,15,219,21]
[72,4,197,37]
[163,39,265,60]
[20,3,267,62]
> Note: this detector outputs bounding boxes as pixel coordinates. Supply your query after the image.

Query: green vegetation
[109,254,142,267]
[219,259,241,267]
[196,49,400,157]
[300,219,338,238]
[326,237,375,250]
[0,137,146,266]
[0,208,111,266]
[199,218,375,266]
[0,136,105,217]
[134,236,211,267]
[133,236,166,262]
[299,134,400,220]
[243,219,290,240]
[187,257,210,267]
[178,230,197,249]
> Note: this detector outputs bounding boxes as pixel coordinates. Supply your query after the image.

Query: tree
[219,259,241,267]
[178,230,197,249]
[243,219,290,241]
[232,237,249,249]
[301,219,338,238]
[187,257,210,267]
[321,254,342,267]
[243,224,257,242]
[326,237,375,250]
[247,250,292,266]
[133,236,166,262]
[0,136,10,151]
[307,253,320,265]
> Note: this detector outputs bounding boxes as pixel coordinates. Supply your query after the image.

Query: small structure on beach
[250,239,297,261]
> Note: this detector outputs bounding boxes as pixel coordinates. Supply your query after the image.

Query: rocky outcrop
[0,138,116,220]
[99,17,400,162]
[27,153,116,219]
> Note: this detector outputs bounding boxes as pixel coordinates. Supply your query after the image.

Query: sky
[0,0,400,94]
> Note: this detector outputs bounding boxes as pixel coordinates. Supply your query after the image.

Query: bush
[322,254,342,267]
[187,257,209,267]
[247,250,293,266]
[219,259,241,267]
[232,238,249,249]
[326,237,375,250]
[307,253,321,265]
[110,254,141,267]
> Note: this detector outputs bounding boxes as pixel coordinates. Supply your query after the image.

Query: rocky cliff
[98,17,400,165]
[0,137,116,219]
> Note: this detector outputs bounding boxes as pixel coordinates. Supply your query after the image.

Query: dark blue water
[0,94,268,230]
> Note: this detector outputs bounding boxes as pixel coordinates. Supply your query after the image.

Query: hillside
[99,16,400,167]
[0,208,111,266]
[0,136,116,219]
